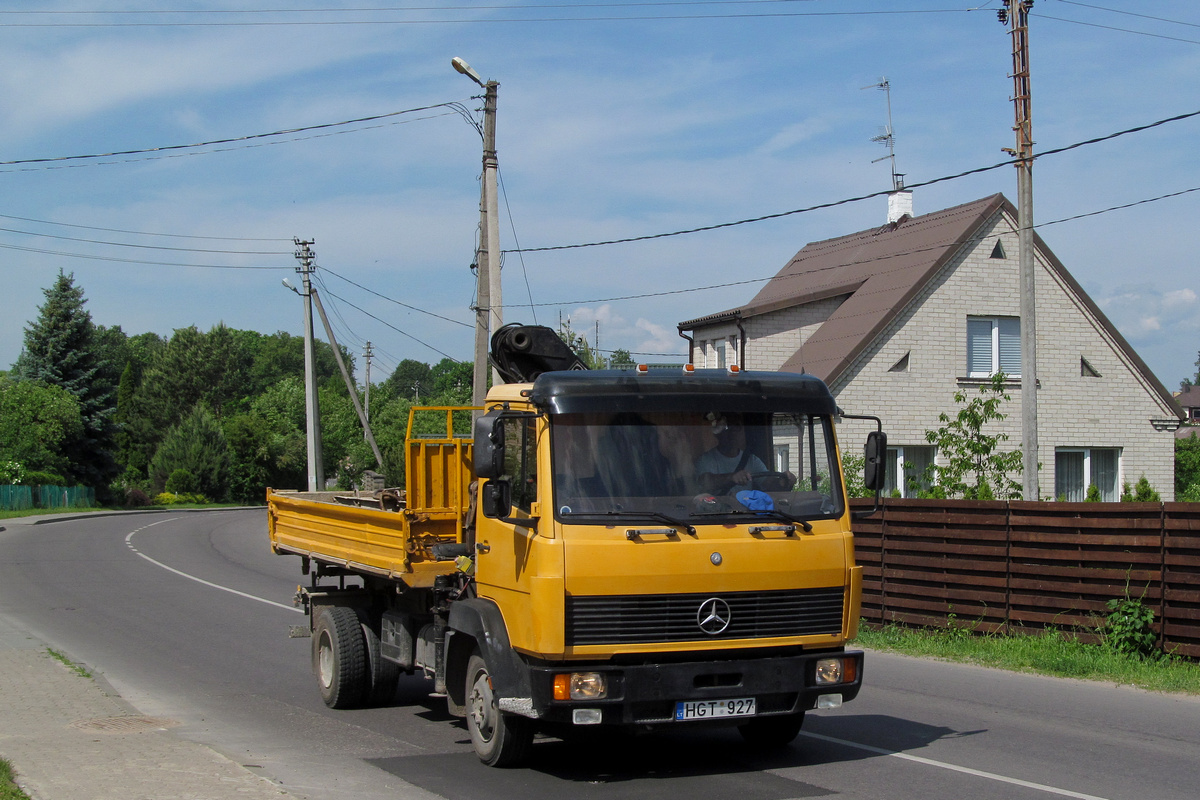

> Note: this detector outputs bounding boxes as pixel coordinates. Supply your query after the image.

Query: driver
[695,413,771,494]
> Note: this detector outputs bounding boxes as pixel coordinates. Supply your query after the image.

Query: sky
[2,1,1199,392]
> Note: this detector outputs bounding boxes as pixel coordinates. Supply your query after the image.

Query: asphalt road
[1,509,1197,800]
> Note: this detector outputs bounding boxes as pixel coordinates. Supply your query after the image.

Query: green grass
[46,647,92,679]
[856,622,1200,695]
[0,758,31,800]
[0,502,252,520]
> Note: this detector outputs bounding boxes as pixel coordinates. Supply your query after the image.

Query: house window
[883,446,935,497]
[1055,448,1120,502]
[728,335,738,366]
[967,316,1021,378]
[715,340,727,368]
[774,444,790,474]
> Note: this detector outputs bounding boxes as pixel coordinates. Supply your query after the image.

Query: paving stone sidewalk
[0,623,291,800]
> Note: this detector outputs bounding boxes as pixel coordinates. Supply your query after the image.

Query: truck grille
[565,587,844,646]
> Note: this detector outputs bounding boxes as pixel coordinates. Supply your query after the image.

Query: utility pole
[1001,0,1039,500]
[453,57,501,408]
[294,239,325,492]
[363,341,373,425]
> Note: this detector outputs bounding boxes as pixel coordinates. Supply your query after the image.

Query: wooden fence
[850,499,1200,658]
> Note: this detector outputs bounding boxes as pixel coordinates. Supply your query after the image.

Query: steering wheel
[713,471,794,495]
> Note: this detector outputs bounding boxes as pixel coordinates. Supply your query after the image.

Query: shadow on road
[366,712,982,800]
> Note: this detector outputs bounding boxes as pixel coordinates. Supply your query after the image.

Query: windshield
[551,410,843,524]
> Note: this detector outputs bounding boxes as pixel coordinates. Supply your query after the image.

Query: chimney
[887,190,913,224]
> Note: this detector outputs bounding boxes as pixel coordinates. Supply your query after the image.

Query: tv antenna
[863,77,904,192]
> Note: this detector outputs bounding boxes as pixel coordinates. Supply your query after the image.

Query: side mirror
[480,480,512,519]
[863,430,888,493]
[473,412,505,479]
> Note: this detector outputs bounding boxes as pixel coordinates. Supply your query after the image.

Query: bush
[1085,483,1102,502]
[1105,596,1157,658]
[124,488,152,508]
[21,470,67,486]
[0,460,25,484]
[1121,476,1160,502]
[165,468,198,494]
[1179,483,1200,502]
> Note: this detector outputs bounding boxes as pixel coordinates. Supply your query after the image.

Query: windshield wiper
[696,507,814,533]
[563,509,697,536]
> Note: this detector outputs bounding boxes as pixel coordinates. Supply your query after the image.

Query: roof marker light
[727,364,740,374]
[682,364,695,374]
[636,364,650,374]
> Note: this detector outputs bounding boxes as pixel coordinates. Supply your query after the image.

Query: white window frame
[884,445,935,498]
[1054,447,1122,502]
[967,316,1021,378]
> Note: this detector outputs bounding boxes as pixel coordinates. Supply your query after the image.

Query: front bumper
[525,650,863,727]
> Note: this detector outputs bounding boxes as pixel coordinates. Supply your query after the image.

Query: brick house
[679,193,1183,500]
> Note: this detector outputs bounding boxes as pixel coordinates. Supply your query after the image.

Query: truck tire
[314,605,366,709]
[357,610,400,706]
[738,712,805,748]
[465,654,534,767]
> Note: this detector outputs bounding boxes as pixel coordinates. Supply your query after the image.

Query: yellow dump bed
[267,407,476,587]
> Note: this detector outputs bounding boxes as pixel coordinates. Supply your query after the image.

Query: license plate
[674,697,756,721]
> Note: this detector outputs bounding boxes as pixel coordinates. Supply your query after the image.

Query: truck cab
[455,367,881,764]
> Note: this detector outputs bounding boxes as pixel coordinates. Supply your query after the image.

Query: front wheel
[465,654,534,767]
[738,712,805,748]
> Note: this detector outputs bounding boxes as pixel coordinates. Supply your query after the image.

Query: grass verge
[856,623,1200,696]
[0,759,31,800]
[0,503,253,521]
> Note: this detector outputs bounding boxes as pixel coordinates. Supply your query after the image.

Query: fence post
[1005,500,1012,634]
[1160,501,1167,651]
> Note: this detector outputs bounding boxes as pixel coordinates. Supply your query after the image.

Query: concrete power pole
[1003,0,1039,500]
[363,341,373,425]
[454,57,501,408]
[294,239,325,492]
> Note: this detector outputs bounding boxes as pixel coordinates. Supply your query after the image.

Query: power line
[317,265,473,328]
[516,183,1200,309]
[316,285,462,362]
[1052,1,1200,30]
[0,5,982,27]
[0,225,290,255]
[1035,12,1200,45]
[0,240,290,269]
[0,103,463,167]
[506,107,1200,253]
[0,212,289,242]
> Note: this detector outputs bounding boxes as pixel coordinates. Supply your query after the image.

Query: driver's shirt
[695,448,768,483]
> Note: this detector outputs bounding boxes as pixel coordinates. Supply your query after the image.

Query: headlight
[553,671,608,700]
[815,657,856,685]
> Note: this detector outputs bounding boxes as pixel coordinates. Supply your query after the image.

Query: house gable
[679,192,1184,499]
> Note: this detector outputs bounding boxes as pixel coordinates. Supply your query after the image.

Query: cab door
[474,413,563,654]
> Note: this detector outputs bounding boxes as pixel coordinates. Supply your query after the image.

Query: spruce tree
[11,272,117,486]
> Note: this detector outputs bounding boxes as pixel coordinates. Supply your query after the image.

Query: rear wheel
[465,654,534,767]
[738,712,805,748]
[313,605,366,709]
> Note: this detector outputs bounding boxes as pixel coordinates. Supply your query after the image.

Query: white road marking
[799,731,1110,800]
[125,520,302,614]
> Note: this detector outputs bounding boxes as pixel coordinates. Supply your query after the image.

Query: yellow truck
[268,327,885,766]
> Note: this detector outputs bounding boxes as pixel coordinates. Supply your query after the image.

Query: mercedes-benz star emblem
[697,597,731,635]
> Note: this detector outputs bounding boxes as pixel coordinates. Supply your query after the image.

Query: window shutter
[967,318,993,376]
[998,317,1021,377]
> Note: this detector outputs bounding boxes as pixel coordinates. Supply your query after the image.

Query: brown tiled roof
[679,193,1182,418]
[681,194,1007,381]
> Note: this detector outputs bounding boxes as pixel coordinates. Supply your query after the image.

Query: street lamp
[452,57,501,407]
